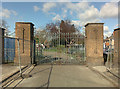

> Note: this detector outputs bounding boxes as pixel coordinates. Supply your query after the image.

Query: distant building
[104,34,114,50]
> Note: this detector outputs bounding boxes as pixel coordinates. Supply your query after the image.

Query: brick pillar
[0,28,2,64]
[113,28,120,67]
[85,23,104,66]
[0,28,5,64]
[14,22,34,65]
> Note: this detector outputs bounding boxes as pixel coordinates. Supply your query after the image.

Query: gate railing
[35,32,85,64]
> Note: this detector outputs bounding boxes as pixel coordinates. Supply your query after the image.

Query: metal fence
[2,36,36,65]
[104,36,120,82]
[4,37,15,63]
[105,38,114,69]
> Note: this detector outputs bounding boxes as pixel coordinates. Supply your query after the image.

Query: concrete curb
[88,66,118,88]
[1,65,28,83]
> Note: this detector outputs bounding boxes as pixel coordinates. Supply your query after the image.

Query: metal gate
[35,32,85,65]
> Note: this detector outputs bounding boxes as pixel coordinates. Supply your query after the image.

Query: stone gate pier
[85,23,104,66]
[14,22,34,65]
[113,28,120,67]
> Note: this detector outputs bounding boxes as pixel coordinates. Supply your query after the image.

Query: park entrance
[11,22,104,66]
[35,32,86,65]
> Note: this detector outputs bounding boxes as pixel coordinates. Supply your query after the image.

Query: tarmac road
[14,65,115,87]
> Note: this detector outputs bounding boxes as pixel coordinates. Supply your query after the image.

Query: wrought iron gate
[35,32,85,65]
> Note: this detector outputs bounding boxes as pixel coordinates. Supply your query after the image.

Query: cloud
[63,9,67,13]
[66,2,89,11]
[42,2,118,29]
[114,24,120,28]
[42,2,56,13]
[81,19,101,26]
[0,8,11,18]
[100,2,118,18]
[104,26,112,37]
[11,10,17,16]
[71,20,81,27]
[34,6,40,12]
[65,2,118,26]
[104,26,109,32]
[70,11,73,15]
[78,5,100,20]
[65,2,101,26]
[104,31,112,37]
[49,12,56,15]
[63,14,66,18]
[52,14,61,21]
[0,8,17,18]
[62,8,67,18]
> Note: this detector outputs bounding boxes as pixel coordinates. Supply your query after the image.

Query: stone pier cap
[15,22,34,29]
[85,23,104,27]
[114,28,120,31]
[15,22,34,26]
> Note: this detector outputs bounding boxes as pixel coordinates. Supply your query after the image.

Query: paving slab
[92,66,119,87]
[1,64,26,82]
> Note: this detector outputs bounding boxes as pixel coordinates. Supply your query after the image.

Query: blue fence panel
[4,37,15,62]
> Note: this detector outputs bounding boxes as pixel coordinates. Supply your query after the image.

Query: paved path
[1,64,25,82]
[15,65,115,87]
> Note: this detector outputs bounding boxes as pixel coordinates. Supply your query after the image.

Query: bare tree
[0,19,10,36]
[35,29,47,44]
[45,19,77,33]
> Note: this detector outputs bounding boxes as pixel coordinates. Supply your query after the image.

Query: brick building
[14,22,34,65]
[85,23,104,66]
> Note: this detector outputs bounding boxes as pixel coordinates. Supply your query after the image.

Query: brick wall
[85,23,104,66]
[114,28,120,67]
[0,28,1,84]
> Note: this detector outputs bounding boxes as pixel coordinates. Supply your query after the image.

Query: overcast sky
[0,2,119,38]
